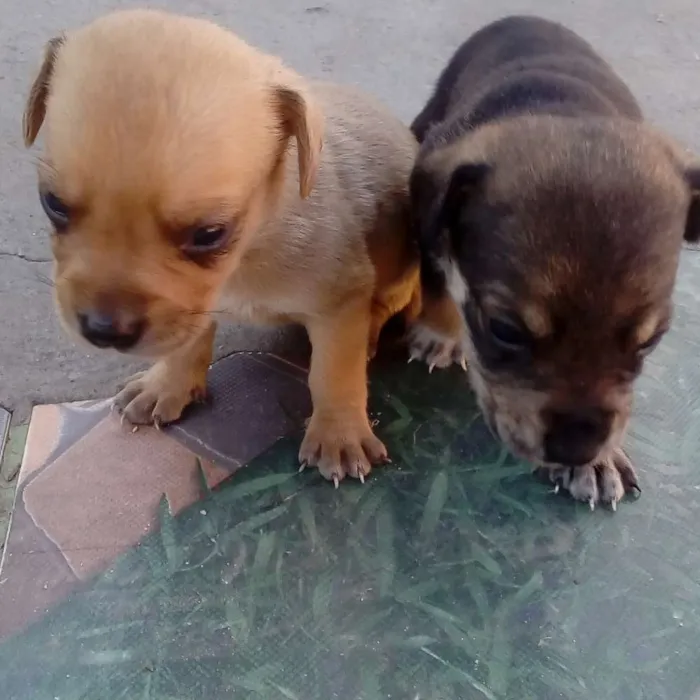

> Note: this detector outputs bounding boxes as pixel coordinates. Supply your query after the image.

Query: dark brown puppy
[408,15,700,509]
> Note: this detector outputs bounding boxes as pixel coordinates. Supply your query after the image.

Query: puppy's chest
[219,276,309,326]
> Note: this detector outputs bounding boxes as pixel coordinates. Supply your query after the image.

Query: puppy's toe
[598,449,641,509]
[118,388,159,426]
[610,448,641,495]
[298,434,319,466]
[317,448,347,486]
[114,374,160,425]
[113,372,148,413]
[342,443,372,481]
[407,321,468,372]
[567,465,600,508]
[361,433,389,465]
[597,463,625,509]
[299,435,347,485]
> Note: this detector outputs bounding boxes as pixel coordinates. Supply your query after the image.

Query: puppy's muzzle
[543,406,614,466]
[77,309,145,351]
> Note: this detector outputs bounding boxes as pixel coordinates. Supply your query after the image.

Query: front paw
[113,364,207,427]
[407,321,468,372]
[298,411,389,486]
[537,448,641,511]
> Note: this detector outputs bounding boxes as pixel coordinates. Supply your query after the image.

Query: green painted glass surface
[2,256,700,700]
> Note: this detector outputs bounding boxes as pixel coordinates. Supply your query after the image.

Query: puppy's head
[413,117,700,467]
[23,9,323,357]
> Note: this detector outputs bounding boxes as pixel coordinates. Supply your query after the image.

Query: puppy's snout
[544,407,614,467]
[78,310,145,351]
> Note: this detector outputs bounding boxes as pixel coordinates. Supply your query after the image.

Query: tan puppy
[408,17,700,509]
[23,9,420,485]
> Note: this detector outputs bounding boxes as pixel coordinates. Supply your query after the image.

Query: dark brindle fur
[407,15,700,509]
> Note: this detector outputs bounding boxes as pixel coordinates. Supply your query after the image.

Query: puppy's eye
[183,224,229,255]
[637,329,666,355]
[40,190,70,230]
[488,317,530,350]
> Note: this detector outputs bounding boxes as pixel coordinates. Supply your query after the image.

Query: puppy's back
[272,81,418,279]
[413,15,641,145]
[312,82,417,201]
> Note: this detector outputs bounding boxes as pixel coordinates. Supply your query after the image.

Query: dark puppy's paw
[407,320,468,372]
[537,448,641,511]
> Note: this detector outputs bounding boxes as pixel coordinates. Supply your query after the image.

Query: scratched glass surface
[2,255,700,700]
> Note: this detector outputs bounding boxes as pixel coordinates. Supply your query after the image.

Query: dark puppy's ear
[685,168,700,243]
[442,162,490,229]
[410,160,489,251]
[23,35,64,147]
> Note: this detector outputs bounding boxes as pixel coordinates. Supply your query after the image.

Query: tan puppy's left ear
[23,35,65,147]
[274,85,324,199]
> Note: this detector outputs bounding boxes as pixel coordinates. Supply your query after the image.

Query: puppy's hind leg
[114,321,215,427]
[367,266,421,360]
[368,299,394,361]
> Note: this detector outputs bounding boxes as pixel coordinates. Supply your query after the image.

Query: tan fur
[23,9,420,483]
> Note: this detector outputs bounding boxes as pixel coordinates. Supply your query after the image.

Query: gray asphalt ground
[1,0,699,424]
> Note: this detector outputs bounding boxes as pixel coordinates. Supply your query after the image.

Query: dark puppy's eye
[637,329,666,355]
[488,317,530,351]
[183,224,229,255]
[40,190,70,230]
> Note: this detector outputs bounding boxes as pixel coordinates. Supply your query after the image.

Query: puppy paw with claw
[298,412,389,487]
[114,364,207,427]
[407,322,468,373]
[538,448,641,511]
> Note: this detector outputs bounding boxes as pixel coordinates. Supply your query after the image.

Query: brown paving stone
[21,414,203,578]
[166,352,311,474]
[0,351,312,639]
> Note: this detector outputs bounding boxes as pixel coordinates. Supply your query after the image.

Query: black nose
[544,407,613,467]
[78,311,144,351]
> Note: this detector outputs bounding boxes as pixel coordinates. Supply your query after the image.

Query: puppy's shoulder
[304,81,417,205]
[310,81,416,157]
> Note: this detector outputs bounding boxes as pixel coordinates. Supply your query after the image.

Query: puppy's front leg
[300,301,388,485]
[408,291,468,371]
[114,321,216,427]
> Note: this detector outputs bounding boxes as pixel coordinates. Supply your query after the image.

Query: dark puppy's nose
[544,407,613,467]
[78,310,144,351]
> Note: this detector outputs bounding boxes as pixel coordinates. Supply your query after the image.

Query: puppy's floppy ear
[410,158,489,252]
[23,35,64,147]
[274,85,324,199]
[684,168,700,243]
